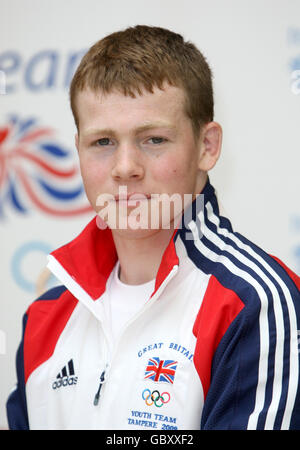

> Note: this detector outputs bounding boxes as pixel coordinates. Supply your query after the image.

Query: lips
[114,192,151,202]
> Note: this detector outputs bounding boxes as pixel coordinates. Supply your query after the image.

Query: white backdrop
[1,0,300,428]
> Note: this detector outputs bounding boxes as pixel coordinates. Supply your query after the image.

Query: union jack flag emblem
[0,115,92,218]
[144,357,178,384]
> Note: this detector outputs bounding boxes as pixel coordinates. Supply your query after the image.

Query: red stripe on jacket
[24,291,78,383]
[192,275,244,399]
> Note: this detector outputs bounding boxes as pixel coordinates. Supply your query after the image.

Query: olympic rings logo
[142,389,171,408]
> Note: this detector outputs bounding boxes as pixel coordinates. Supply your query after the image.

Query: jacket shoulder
[33,285,68,301]
[24,285,78,383]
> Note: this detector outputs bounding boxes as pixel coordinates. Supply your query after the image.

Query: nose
[111,143,144,182]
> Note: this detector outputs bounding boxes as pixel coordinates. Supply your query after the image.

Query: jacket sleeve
[200,261,300,430]
[6,312,29,430]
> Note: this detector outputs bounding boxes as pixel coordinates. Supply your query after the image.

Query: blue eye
[149,137,165,144]
[97,138,111,146]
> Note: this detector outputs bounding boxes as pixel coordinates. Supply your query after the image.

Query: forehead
[75,83,188,132]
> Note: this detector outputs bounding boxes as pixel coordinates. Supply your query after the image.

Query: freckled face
[75,84,206,233]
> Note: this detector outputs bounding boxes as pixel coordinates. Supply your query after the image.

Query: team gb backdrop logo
[0,115,92,217]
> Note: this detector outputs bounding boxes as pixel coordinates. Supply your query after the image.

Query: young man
[7,25,300,430]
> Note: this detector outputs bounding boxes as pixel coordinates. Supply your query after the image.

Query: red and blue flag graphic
[144,357,177,384]
[0,115,92,218]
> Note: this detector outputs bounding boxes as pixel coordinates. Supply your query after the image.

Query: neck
[111,174,209,285]
[112,227,176,285]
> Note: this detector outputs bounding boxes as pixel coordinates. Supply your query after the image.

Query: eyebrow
[81,121,176,138]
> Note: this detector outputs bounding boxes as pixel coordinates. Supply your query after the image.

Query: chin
[111,226,160,240]
[110,223,177,242]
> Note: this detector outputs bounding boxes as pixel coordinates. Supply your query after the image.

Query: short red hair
[70,25,214,138]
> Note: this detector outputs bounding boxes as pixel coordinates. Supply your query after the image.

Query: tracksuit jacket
[6,180,300,430]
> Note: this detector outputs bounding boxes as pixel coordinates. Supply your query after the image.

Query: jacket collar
[48,178,216,301]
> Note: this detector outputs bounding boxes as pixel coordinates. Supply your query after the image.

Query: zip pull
[93,370,106,406]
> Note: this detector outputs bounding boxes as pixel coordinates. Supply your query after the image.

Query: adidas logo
[52,359,78,390]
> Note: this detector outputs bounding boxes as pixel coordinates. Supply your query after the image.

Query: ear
[75,133,79,152]
[197,122,222,171]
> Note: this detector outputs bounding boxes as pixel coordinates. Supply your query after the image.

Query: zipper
[93,315,111,407]
[93,263,179,407]
[93,369,106,406]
